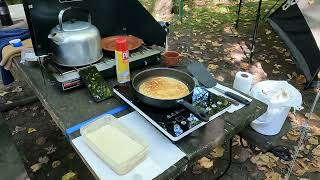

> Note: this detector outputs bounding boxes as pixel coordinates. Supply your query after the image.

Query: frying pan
[101,35,143,51]
[132,68,209,122]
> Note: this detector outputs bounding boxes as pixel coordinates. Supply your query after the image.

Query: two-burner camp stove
[43,45,162,90]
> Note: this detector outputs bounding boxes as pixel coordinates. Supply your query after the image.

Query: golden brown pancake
[138,77,189,100]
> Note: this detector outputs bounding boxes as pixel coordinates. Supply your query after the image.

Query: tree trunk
[153,0,174,21]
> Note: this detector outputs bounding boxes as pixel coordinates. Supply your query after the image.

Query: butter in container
[80,115,149,175]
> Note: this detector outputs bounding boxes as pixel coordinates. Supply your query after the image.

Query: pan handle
[176,100,209,122]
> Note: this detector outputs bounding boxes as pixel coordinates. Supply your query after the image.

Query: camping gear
[113,83,231,141]
[73,111,186,179]
[1,39,33,70]
[115,37,130,83]
[233,71,253,94]
[250,80,303,135]
[268,1,320,89]
[187,63,251,105]
[162,51,182,66]
[80,114,149,175]
[0,28,30,85]
[101,35,143,52]
[131,68,209,122]
[23,0,166,90]
[48,7,103,67]
[23,0,166,56]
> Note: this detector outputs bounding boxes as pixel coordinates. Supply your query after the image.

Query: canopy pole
[179,0,183,21]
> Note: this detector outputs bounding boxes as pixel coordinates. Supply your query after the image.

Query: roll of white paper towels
[233,72,253,94]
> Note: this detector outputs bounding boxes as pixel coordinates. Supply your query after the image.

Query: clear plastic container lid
[80,114,149,175]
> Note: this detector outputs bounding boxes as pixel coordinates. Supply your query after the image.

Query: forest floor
[1,0,320,179]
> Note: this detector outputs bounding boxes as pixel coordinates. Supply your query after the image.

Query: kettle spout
[48,32,63,43]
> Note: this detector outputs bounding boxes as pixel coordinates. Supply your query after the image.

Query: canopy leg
[249,0,263,64]
[235,0,243,28]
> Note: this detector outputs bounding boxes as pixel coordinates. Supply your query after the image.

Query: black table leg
[249,0,263,64]
[235,0,243,28]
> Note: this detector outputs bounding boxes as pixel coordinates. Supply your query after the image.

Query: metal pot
[48,7,103,67]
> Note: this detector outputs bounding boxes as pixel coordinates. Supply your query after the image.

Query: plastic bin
[80,115,149,175]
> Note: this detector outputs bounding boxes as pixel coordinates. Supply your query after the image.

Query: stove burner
[114,83,231,141]
[42,45,163,90]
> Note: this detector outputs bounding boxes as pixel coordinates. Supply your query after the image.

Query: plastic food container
[80,115,149,175]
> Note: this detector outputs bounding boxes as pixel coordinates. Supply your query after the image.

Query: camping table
[13,57,267,179]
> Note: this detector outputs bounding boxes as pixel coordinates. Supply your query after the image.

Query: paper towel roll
[233,72,253,94]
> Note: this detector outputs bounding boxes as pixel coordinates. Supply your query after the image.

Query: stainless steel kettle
[48,7,103,67]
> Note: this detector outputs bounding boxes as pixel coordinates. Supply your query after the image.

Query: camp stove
[24,0,168,90]
[43,45,162,90]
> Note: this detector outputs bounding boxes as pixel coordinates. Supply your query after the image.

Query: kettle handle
[58,7,92,31]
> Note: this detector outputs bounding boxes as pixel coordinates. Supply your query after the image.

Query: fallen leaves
[265,171,283,180]
[287,129,301,141]
[11,126,26,135]
[30,163,42,172]
[207,64,219,71]
[292,158,308,176]
[236,148,252,163]
[308,136,319,145]
[215,75,225,82]
[307,159,320,173]
[211,41,222,47]
[0,91,9,96]
[52,160,61,168]
[38,156,49,164]
[62,171,77,180]
[45,144,57,155]
[197,157,214,169]
[273,64,282,70]
[288,113,320,137]
[250,152,279,170]
[5,101,13,104]
[265,30,272,35]
[27,128,37,134]
[240,62,250,70]
[272,69,280,74]
[67,153,76,160]
[287,72,298,80]
[288,112,305,127]
[312,145,320,156]
[11,86,23,93]
[36,137,47,145]
[210,146,224,158]
[293,75,306,85]
[305,113,320,121]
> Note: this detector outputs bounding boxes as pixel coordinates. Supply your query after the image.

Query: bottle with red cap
[115,37,130,83]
